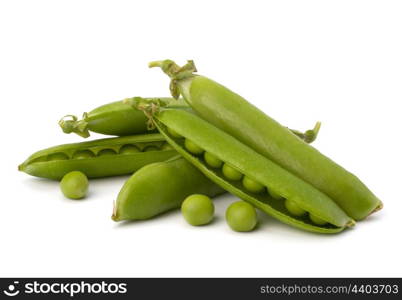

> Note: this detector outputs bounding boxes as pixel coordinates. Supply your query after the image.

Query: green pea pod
[112,156,225,221]
[59,97,189,138]
[18,134,177,180]
[128,105,354,233]
[149,59,382,220]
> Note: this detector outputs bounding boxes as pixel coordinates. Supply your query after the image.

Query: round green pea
[119,144,140,154]
[242,176,265,193]
[161,143,173,150]
[60,171,89,200]
[48,152,69,161]
[226,201,257,232]
[143,146,159,152]
[285,199,306,216]
[184,139,204,155]
[32,156,47,163]
[167,127,182,138]
[204,152,223,168]
[268,188,283,200]
[97,148,117,156]
[222,164,243,181]
[309,213,327,225]
[72,150,95,159]
[181,194,214,226]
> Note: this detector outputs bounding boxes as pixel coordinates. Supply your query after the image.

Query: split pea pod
[112,156,225,221]
[128,104,354,233]
[149,59,382,220]
[18,134,177,180]
[59,97,188,138]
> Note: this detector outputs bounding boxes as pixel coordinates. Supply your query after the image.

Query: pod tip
[111,200,120,222]
[371,201,384,215]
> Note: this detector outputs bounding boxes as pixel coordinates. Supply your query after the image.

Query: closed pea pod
[59,97,189,138]
[18,134,177,180]
[150,59,382,220]
[112,156,224,221]
[128,105,354,233]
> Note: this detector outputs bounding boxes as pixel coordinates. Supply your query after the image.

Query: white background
[0,0,401,277]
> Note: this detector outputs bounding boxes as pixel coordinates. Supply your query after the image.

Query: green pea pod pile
[18,134,177,180]
[149,59,382,221]
[18,59,383,235]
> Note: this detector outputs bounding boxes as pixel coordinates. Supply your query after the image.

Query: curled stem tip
[58,114,90,138]
[289,121,321,144]
[304,121,321,144]
[148,59,197,99]
[347,220,356,228]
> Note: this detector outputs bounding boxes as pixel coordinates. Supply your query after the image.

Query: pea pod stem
[59,115,90,138]
[289,122,321,144]
[149,60,197,98]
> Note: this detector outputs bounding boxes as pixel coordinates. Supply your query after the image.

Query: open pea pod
[18,134,177,180]
[128,104,354,233]
[59,97,189,138]
[149,60,382,221]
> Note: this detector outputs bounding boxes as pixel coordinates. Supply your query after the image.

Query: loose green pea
[97,149,117,156]
[310,214,327,225]
[204,152,223,168]
[60,171,89,199]
[242,176,264,193]
[222,163,243,181]
[72,150,95,159]
[226,201,257,232]
[184,139,204,155]
[167,127,183,138]
[285,199,306,217]
[119,144,140,154]
[48,152,69,161]
[181,194,214,226]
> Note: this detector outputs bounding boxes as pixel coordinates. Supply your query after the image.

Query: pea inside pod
[18,134,177,180]
[129,106,354,233]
